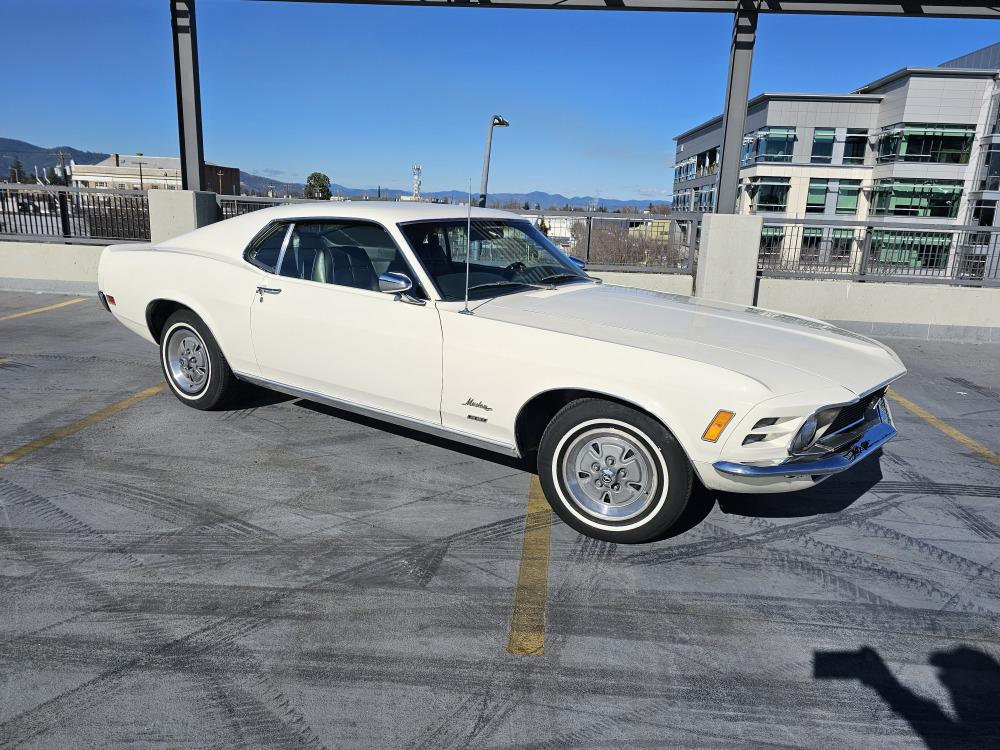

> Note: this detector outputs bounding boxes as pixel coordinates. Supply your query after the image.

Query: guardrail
[215,196,698,273]
[0,183,150,243]
[217,194,314,218]
[758,217,999,286]
[518,210,699,273]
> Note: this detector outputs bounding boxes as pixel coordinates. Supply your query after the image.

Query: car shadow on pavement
[813,645,1000,749]
[713,450,886,520]
[292,399,529,471]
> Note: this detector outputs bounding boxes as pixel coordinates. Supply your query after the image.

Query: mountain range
[2,137,665,210]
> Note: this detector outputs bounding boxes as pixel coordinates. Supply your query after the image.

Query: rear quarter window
[246,223,288,272]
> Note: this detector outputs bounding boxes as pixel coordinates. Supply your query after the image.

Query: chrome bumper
[712,419,896,478]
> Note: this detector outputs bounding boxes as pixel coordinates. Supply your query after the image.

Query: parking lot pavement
[1,290,999,749]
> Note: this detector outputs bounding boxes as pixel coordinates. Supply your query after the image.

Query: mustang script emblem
[463,397,493,412]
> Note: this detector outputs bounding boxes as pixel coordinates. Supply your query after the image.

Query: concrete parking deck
[1,290,999,749]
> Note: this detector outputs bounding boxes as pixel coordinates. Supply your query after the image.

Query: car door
[249,219,443,425]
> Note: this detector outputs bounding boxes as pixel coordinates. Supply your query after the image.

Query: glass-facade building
[672,46,1000,273]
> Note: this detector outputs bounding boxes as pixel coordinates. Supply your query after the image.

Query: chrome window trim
[272,222,295,275]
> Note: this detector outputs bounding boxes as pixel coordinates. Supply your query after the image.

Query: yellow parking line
[888,390,1000,469]
[507,476,553,656]
[0,384,166,469]
[0,357,10,365]
[0,297,87,322]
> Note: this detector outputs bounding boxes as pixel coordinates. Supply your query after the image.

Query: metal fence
[217,194,313,218]
[757,217,1000,286]
[518,210,699,273]
[215,196,700,273]
[0,183,150,243]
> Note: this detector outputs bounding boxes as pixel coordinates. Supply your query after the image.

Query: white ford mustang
[99,202,904,543]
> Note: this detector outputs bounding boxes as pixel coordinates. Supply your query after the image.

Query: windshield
[399,219,588,301]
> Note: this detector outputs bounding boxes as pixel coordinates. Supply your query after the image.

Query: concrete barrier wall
[757,277,1000,341]
[592,271,693,296]
[0,241,106,294]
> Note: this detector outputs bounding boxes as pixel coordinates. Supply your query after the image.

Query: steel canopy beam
[171,0,205,191]
[251,0,1000,20]
[716,0,757,213]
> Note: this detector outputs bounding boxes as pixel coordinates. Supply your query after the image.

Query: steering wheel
[504,261,527,276]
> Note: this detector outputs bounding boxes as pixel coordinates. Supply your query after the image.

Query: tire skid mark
[944,503,1000,540]
[624,495,901,568]
[0,484,330,750]
[946,376,1000,403]
[852,518,1000,585]
[698,522,896,608]
[0,513,529,747]
[830,480,1000,499]
[730,518,997,615]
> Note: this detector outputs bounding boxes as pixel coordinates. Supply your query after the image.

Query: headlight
[790,415,818,453]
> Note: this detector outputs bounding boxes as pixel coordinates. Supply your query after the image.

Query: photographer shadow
[814,645,1000,749]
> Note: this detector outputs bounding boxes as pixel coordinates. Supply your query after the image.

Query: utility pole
[135,153,146,190]
[217,169,224,194]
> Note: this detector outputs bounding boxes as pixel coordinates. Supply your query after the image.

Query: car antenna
[460,179,473,316]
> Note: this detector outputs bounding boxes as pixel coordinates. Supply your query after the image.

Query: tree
[534,202,541,210]
[8,159,26,183]
[535,216,550,237]
[522,201,530,211]
[304,172,332,200]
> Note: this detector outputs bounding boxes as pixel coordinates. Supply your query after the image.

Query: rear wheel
[537,399,692,543]
[159,310,237,410]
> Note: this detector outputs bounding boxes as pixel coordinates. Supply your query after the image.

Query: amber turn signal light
[702,410,735,442]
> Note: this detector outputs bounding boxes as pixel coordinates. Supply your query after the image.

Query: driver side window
[277,220,422,296]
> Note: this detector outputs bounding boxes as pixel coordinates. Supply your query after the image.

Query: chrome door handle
[256,286,282,301]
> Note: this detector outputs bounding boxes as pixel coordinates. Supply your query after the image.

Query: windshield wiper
[466,280,554,293]
[538,273,589,285]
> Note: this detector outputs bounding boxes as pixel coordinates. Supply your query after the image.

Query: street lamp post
[478,114,508,208]
[135,152,145,190]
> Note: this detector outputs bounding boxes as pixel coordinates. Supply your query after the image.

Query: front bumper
[712,400,896,478]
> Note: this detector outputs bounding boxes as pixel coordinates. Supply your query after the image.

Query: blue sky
[3,0,998,198]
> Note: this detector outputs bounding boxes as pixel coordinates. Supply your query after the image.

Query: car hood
[471,283,905,396]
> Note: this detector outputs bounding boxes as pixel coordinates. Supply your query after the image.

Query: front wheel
[537,399,692,543]
[159,310,237,410]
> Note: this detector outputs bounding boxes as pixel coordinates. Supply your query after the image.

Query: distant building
[672,42,1000,250]
[70,154,240,194]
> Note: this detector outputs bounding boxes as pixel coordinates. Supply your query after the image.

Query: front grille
[827,388,886,435]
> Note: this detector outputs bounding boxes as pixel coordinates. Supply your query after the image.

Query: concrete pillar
[694,213,763,305]
[148,189,219,243]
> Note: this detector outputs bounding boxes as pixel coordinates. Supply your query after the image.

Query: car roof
[234,200,519,223]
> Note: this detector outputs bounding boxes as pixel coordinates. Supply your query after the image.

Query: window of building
[876,124,975,164]
[870,231,951,270]
[806,179,828,213]
[750,177,790,213]
[980,146,1000,191]
[759,226,784,265]
[836,180,861,215]
[697,187,716,212]
[673,190,691,212]
[973,199,997,227]
[754,127,796,163]
[740,135,755,166]
[696,147,719,178]
[830,228,854,265]
[800,228,823,263]
[810,129,835,164]
[870,179,962,218]
[843,129,868,165]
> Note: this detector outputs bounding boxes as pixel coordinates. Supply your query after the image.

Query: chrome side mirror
[378,272,425,305]
[378,272,412,294]
[568,255,587,270]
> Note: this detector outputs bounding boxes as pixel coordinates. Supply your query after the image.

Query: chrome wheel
[560,427,661,522]
[165,326,210,395]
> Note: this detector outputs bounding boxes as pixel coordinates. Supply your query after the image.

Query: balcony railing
[0,183,150,243]
[757,217,1000,287]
